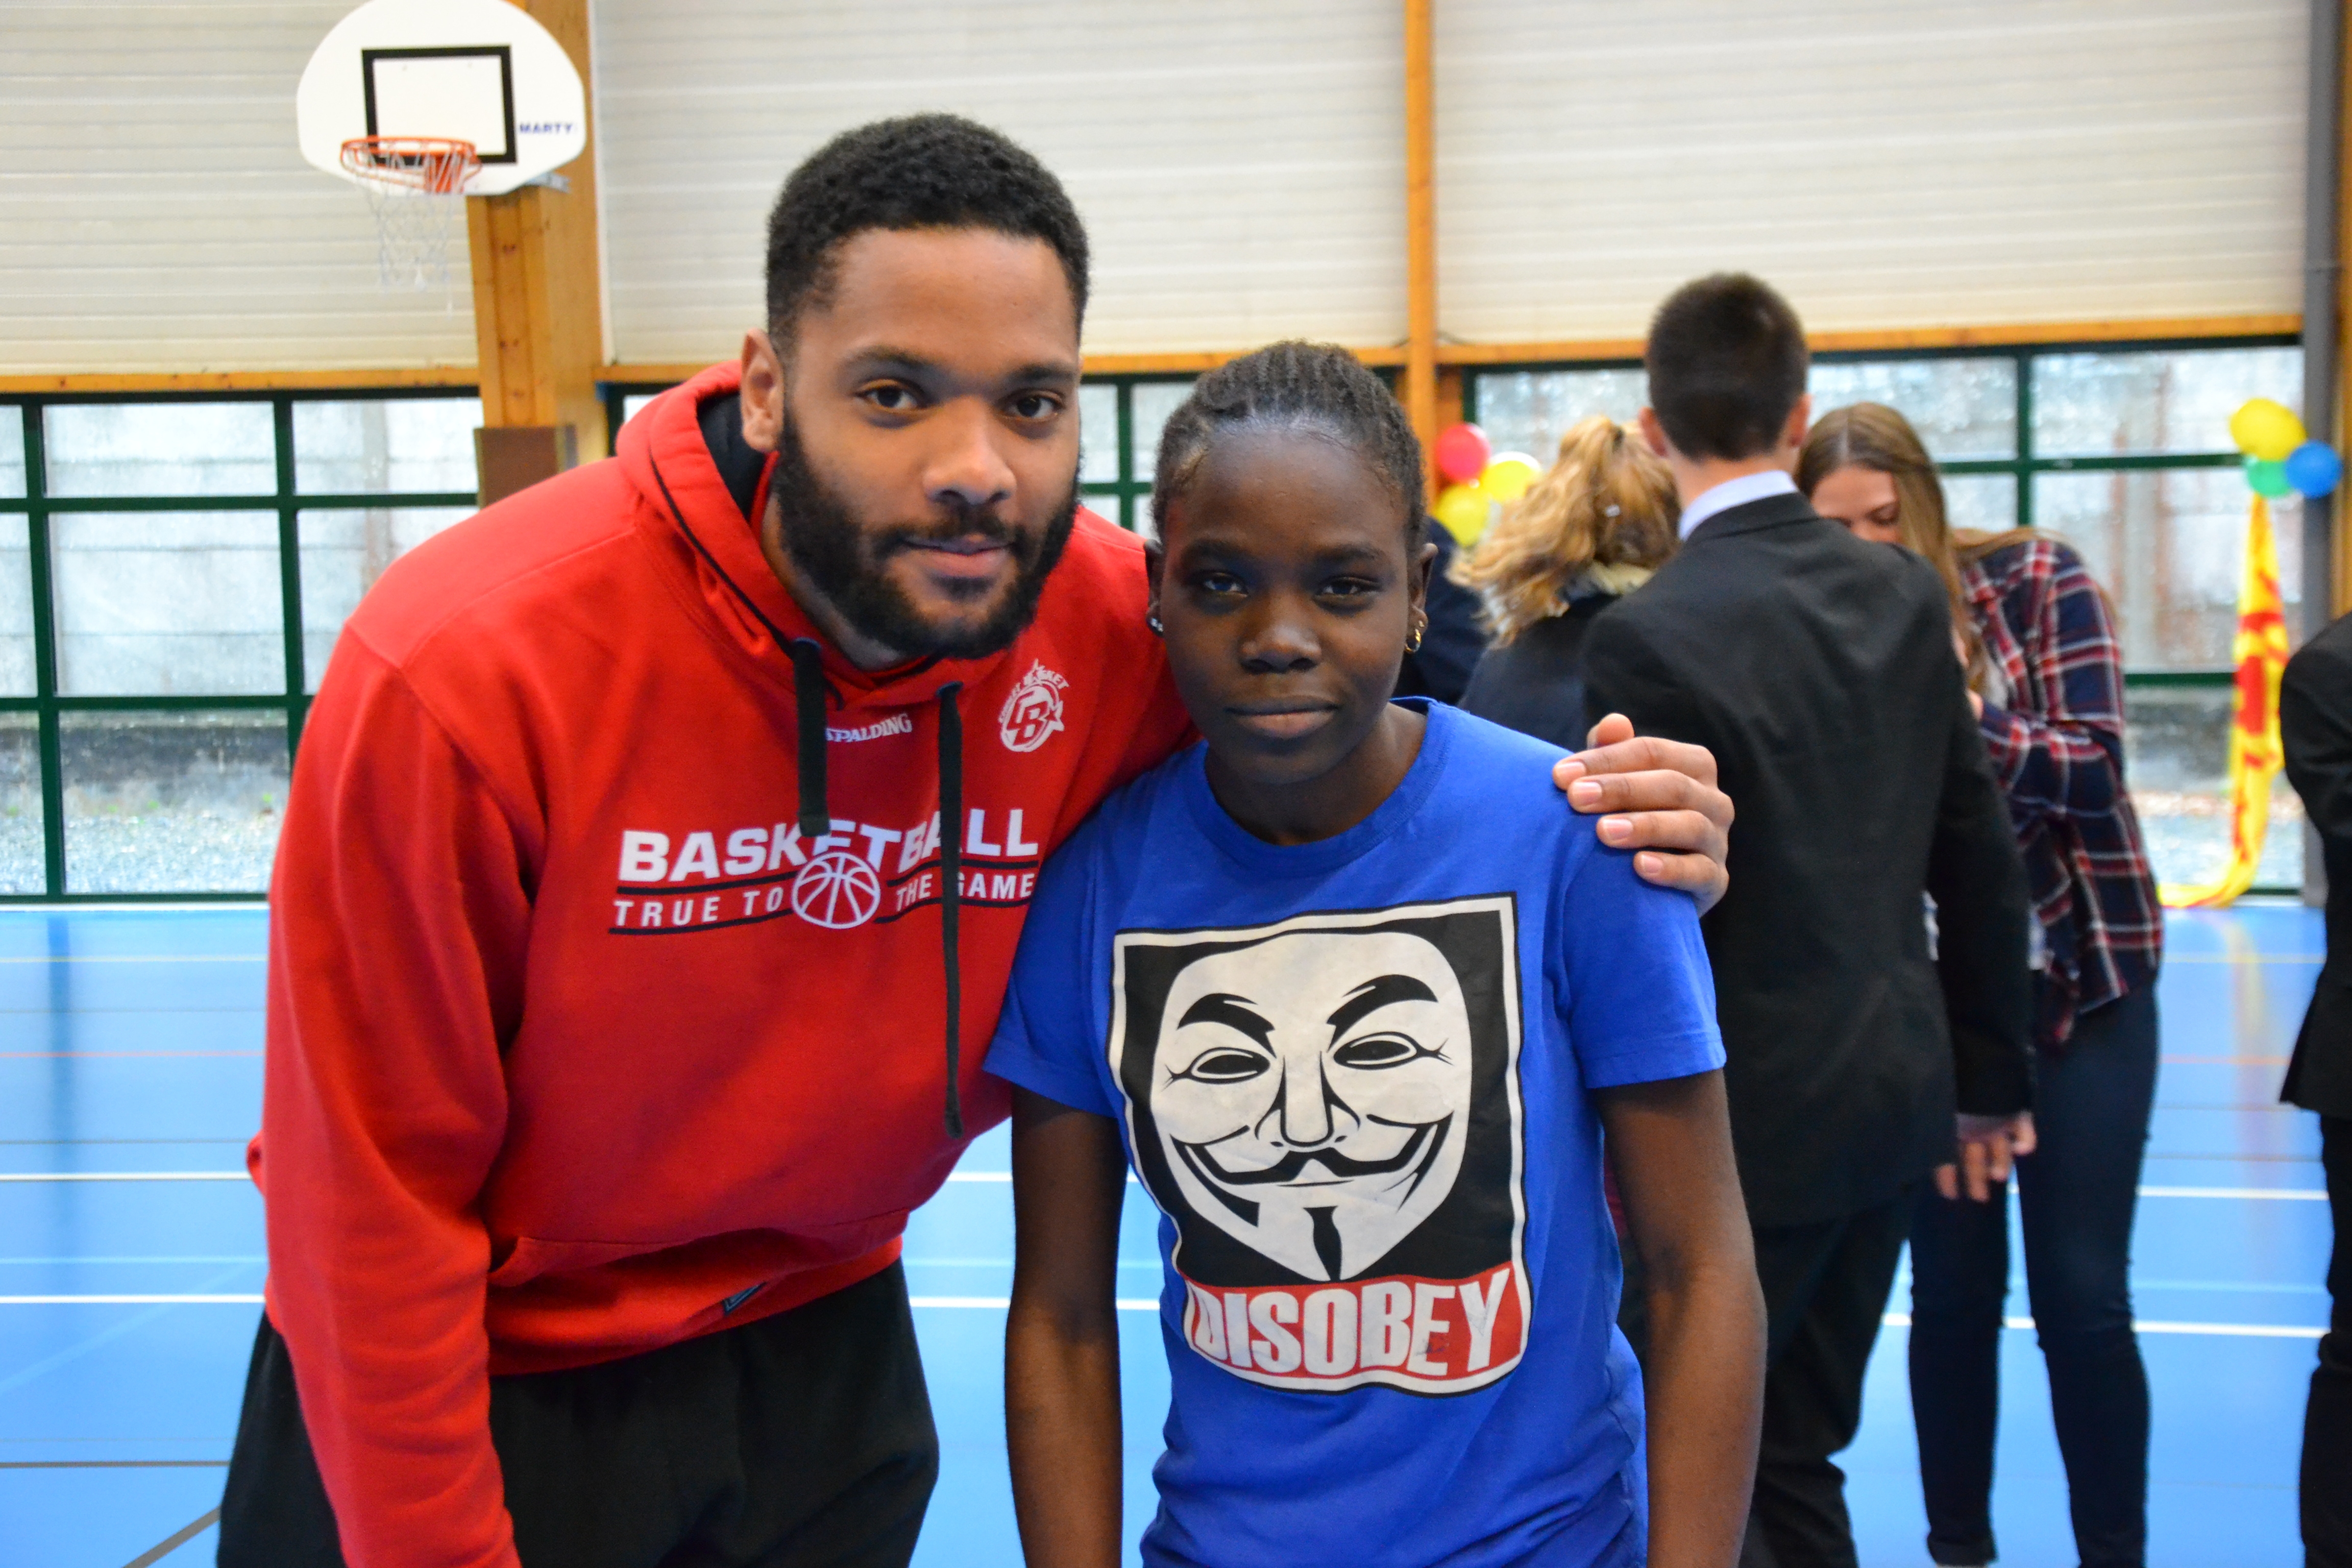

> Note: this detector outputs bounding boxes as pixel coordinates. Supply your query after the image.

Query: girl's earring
[1146,612,1164,636]
[1406,615,1426,654]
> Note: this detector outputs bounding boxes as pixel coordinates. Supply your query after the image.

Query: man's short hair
[1645,274,1809,462]
[764,113,1090,346]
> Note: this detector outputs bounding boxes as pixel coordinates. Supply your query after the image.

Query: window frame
[0,388,480,901]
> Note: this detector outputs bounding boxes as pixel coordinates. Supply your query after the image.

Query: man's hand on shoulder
[1554,714,1732,914]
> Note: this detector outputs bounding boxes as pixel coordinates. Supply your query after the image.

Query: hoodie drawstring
[938,682,966,1139]
[787,640,831,841]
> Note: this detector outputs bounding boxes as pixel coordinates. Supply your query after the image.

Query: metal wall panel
[593,0,1407,363]
[0,3,479,373]
[1435,0,2309,343]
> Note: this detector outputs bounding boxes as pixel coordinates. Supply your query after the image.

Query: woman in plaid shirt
[1802,403,2162,1568]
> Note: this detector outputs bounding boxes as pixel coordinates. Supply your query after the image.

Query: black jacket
[1460,593,1620,751]
[1582,491,2034,1227]
[2282,611,2352,1118]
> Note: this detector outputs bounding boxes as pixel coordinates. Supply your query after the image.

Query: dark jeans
[2310,1115,2352,1568]
[1739,1190,1916,1568]
[1908,983,2159,1568]
[217,1261,938,1568]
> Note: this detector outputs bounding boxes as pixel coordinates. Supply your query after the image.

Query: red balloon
[1435,423,1492,485]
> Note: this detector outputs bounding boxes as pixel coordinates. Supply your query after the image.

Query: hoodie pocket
[486,1235,658,1289]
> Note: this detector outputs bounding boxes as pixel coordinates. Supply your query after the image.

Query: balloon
[2230,398,2306,462]
[1480,452,1542,504]
[1434,423,1492,485]
[2287,440,2344,498]
[2245,456,2294,498]
[1432,481,1491,545]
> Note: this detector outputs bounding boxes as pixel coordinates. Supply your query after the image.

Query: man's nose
[1272,1051,1333,1147]
[922,399,1017,513]
[1238,593,1320,673]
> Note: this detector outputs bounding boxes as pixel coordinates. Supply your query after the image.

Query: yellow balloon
[2231,398,2307,463]
[1480,453,1542,505]
[1433,481,1491,545]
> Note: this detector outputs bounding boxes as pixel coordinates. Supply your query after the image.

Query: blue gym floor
[0,904,2330,1568]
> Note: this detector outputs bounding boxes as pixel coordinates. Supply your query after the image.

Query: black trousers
[1738,1191,1915,1568]
[1908,984,2158,1568]
[2312,1115,2352,1568]
[217,1261,939,1568]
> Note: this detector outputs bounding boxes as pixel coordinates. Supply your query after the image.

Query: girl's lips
[1228,706,1337,741]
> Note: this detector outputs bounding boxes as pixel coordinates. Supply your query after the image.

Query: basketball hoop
[340,135,480,294]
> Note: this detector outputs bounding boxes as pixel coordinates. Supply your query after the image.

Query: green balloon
[2247,456,2294,498]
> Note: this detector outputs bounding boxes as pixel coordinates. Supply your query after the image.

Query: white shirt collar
[1677,469,1799,540]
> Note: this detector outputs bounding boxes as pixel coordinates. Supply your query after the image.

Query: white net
[340,138,479,296]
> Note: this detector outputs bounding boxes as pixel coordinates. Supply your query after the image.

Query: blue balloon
[2287,440,2343,498]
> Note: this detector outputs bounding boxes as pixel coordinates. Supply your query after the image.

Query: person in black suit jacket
[1580,275,2035,1568]
[1458,413,1681,749]
[1393,522,1486,704]
[2281,615,2352,1568]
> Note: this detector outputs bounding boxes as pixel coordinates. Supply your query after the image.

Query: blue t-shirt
[986,701,1724,1568]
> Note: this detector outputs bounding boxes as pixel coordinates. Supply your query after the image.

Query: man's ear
[1636,406,1672,460]
[1779,392,1814,460]
[739,329,787,454]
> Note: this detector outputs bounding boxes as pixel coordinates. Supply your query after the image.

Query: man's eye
[861,384,919,413]
[1180,1048,1269,1083]
[1007,392,1060,420]
[1332,1033,1431,1069]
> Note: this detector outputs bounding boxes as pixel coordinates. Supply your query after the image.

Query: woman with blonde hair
[1457,415,1680,749]
[1800,401,2161,1568]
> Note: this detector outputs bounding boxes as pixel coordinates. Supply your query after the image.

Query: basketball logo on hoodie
[792,850,881,928]
[999,662,1068,753]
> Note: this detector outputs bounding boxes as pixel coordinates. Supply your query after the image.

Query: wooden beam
[0,368,477,394]
[1402,0,1439,496]
[1436,314,2307,367]
[465,0,606,465]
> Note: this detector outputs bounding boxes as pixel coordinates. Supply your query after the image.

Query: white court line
[0,954,264,964]
[0,1294,262,1305]
[1882,1311,2320,1340]
[0,1172,250,1183]
[912,1296,1158,1312]
[2140,1186,2326,1200]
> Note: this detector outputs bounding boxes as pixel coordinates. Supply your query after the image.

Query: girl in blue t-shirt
[988,343,1762,1568]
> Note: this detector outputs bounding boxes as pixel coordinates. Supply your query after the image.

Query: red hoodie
[251,363,1190,1568]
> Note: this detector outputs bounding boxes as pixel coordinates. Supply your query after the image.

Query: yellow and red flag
[2161,494,2292,908]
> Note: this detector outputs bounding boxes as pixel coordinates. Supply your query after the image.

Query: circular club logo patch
[791,849,882,929]
[999,660,1069,753]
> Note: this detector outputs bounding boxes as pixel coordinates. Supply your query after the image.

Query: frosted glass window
[2039,470,2299,672]
[1129,381,1198,485]
[1809,358,2017,460]
[51,511,283,695]
[2034,348,2302,458]
[2125,684,2305,890]
[1079,383,1120,485]
[1472,370,1646,465]
[0,713,38,894]
[1942,474,2018,535]
[43,403,275,498]
[0,407,24,498]
[299,508,472,691]
[0,512,32,696]
[61,709,288,893]
[295,398,481,494]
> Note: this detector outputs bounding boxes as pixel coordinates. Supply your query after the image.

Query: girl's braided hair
[1150,341,1426,549]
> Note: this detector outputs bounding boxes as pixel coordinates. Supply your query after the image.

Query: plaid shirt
[1964,535,2163,1047]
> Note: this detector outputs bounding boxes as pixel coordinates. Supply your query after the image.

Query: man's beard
[770,413,1077,662]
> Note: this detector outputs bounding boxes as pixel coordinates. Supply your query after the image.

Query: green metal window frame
[0,388,479,902]
[603,373,1200,534]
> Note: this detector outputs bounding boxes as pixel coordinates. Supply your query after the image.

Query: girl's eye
[1319,578,1379,600]
[1195,572,1245,597]
[1007,392,1060,421]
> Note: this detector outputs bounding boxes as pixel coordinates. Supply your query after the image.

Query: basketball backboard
[297,0,586,197]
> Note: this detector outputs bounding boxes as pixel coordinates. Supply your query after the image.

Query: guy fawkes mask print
[1148,929,1474,1283]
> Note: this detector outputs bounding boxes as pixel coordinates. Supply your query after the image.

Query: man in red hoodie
[217,115,1734,1568]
